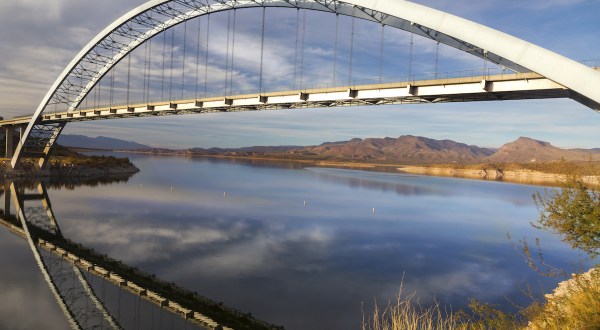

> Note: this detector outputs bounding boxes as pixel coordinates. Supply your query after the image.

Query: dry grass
[362,268,600,330]
[362,284,465,330]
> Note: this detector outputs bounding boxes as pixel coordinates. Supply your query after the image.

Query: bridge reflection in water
[0,180,279,330]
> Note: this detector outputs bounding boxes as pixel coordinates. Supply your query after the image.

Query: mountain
[284,135,494,164]
[57,134,151,150]
[187,146,301,154]
[485,137,600,163]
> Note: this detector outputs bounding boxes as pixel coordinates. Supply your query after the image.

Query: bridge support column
[5,127,15,159]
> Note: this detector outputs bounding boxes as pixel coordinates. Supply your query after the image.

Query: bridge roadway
[1,71,592,128]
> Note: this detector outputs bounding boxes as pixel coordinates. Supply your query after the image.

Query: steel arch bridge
[3,0,600,170]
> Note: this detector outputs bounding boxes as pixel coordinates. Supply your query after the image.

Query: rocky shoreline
[1,159,140,180]
[398,165,600,187]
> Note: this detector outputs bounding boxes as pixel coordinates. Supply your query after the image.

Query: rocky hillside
[57,134,150,150]
[284,135,494,164]
[485,137,600,163]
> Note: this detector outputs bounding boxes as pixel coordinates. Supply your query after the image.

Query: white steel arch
[11,0,600,169]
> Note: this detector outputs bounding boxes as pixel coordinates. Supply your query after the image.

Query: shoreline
[1,157,139,180]
[398,165,600,187]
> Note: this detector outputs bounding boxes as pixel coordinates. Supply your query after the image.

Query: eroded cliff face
[528,267,600,329]
[398,165,600,187]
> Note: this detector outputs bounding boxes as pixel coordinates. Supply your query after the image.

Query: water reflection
[307,167,443,196]
[0,180,276,330]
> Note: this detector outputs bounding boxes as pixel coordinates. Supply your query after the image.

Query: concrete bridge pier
[4,126,20,159]
[4,127,13,159]
[3,126,25,166]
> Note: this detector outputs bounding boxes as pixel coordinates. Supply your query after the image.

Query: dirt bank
[398,165,600,187]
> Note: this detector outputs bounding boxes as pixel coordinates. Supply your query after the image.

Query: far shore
[398,165,600,187]
[114,150,600,187]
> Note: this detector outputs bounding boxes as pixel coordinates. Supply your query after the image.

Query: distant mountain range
[57,134,150,150]
[59,134,600,164]
[288,135,494,164]
[277,136,600,164]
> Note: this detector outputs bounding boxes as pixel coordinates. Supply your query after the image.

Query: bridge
[1,0,599,170]
[0,180,280,329]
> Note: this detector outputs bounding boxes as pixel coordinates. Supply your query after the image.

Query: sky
[0,0,599,149]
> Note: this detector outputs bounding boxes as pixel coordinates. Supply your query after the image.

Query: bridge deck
[0,71,572,127]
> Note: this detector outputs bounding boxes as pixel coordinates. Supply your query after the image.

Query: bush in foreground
[362,270,600,330]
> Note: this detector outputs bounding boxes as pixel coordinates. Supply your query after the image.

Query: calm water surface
[0,154,590,329]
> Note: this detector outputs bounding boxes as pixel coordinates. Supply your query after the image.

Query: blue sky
[0,0,599,149]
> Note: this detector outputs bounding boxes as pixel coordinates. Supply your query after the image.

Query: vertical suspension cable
[169,26,175,100]
[162,29,167,100]
[95,60,100,108]
[110,57,115,107]
[82,73,88,109]
[230,9,237,95]
[181,20,188,100]
[299,9,306,88]
[126,53,131,105]
[379,23,385,83]
[259,6,266,93]
[333,13,339,85]
[147,38,152,104]
[483,49,488,77]
[94,80,98,109]
[224,10,231,95]
[293,8,300,89]
[408,22,414,81]
[195,15,202,98]
[143,40,148,104]
[348,7,356,86]
[204,14,210,96]
[435,41,439,79]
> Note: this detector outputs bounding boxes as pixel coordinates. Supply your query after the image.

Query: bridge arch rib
[11,0,600,169]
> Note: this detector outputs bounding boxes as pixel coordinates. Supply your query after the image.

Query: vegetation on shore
[2,152,139,179]
[51,155,134,168]
[533,175,600,257]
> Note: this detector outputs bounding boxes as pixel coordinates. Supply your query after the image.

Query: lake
[0,154,589,329]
